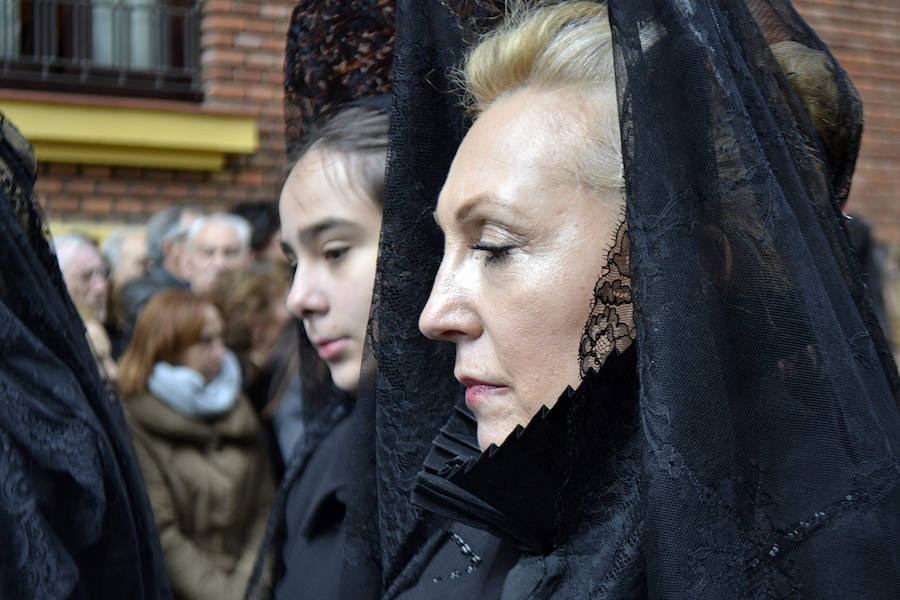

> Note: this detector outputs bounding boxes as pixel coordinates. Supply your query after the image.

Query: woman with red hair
[119,288,275,600]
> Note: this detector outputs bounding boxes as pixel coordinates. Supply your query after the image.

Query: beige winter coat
[125,393,276,600]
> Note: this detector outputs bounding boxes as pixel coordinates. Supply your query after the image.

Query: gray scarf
[148,350,242,419]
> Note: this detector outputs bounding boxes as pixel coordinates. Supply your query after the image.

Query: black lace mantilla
[0,113,171,598]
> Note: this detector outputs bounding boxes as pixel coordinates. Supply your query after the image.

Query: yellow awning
[0,99,258,171]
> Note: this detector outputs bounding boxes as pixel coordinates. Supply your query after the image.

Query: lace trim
[580,219,635,376]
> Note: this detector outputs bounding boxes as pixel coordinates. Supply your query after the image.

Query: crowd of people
[2,0,900,599]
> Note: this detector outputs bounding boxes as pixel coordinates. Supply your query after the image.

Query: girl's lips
[315,338,349,360]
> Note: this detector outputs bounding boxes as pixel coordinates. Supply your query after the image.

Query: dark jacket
[119,266,186,342]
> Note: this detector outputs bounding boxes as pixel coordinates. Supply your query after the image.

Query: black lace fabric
[344,0,900,598]
[0,114,171,598]
[340,1,506,596]
[612,0,899,596]
[580,219,635,375]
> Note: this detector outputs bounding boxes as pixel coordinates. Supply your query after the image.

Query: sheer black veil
[341,0,900,597]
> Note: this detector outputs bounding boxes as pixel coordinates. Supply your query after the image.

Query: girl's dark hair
[288,104,390,206]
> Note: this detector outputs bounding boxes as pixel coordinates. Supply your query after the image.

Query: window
[0,0,201,100]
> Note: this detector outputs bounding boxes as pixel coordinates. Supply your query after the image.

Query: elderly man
[101,228,148,291]
[54,232,109,322]
[118,204,204,342]
[180,212,252,295]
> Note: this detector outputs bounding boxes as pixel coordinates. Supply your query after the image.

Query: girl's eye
[323,246,349,262]
[469,242,515,264]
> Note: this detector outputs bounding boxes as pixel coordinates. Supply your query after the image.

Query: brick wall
[35,0,900,239]
[36,0,295,223]
[794,0,900,243]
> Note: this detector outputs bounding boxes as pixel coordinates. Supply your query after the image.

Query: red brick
[202,32,234,47]
[82,165,111,178]
[244,20,273,34]
[47,163,78,177]
[203,15,247,32]
[235,32,264,49]
[35,178,63,194]
[201,49,245,68]
[174,171,206,183]
[147,200,172,213]
[47,195,80,214]
[115,198,146,215]
[259,4,292,20]
[81,196,114,216]
[246,52,280,69]
[231,3,259,17]
[235,170,265,187]
[146,170,175,182]
[201,0,231,16]
[206,83,247,101]
[163,184,191,199]
[130,182,160,197]
[247,86,278,103]
[201,66,235,83]
[233,68,264,84]
[98,181,128,195]
[193,186,219,199]
[113,167,143,179]
[65,179,96,194]
[263,38,286,53]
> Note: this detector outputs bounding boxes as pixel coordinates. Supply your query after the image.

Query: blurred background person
[206,264,296,473]
[102,227,149,357]
[118,288,275,600]
[180,212,252,296]
[102,227,149,291]
[53,231,108,323]
[119,204,204,344]
[230,201,286,266]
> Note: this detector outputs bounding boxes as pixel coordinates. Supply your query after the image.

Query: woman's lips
[314,338,349,360]
[458,376,508,408]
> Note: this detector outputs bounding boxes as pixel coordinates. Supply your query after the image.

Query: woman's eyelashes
[469,242,516,264]
[322,244,350,263]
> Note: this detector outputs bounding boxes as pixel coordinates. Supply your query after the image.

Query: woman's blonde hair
[462,1,622,193]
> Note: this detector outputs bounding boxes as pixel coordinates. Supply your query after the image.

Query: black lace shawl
[341,0,900,598]
[0,114,172,598]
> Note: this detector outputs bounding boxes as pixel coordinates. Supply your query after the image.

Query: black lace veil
[342,0,900,597]
[613,0,899,595]
[0,115,171,597]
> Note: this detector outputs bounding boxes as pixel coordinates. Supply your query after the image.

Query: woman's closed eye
[469,242,516,264]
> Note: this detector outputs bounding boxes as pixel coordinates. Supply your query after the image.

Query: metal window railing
[0,0,202,100]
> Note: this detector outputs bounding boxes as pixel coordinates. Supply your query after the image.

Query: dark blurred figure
[118,204,204,348]
[230,201,286,265]
[846,213,890,332]
[0,114,171,598]
[206,264,299,473]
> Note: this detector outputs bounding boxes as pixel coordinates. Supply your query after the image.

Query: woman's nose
[418,264,481,342]
[285,271,328,320]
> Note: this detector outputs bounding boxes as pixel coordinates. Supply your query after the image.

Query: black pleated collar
[413,345,640,555]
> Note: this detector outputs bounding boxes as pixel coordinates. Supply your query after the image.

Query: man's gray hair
[186,213,252,251]
[100,228,141,271]
[146,205,184,266]
[53,232,98,272]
